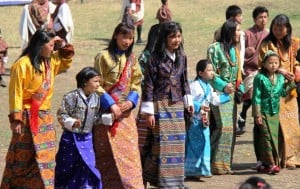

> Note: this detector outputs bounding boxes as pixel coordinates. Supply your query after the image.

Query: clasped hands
[110,101,133,121]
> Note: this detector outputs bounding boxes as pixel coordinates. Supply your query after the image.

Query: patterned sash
[25,60,51,135]
[108,54,134,136]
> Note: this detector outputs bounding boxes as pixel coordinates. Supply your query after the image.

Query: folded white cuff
[141,101,154,114]
[184,94,193,108]
[63,117,76,131]
[130,3,136,11]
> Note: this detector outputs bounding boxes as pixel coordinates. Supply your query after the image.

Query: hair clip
[257,182,265,188]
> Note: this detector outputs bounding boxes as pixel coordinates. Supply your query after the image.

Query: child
[185,59,230,180]
[55,67,104,188]
[252,50,295,174]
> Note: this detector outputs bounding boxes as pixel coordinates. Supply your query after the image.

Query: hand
[146,114,155,129]
[201,105,210,112]
[186,106,194,115]
[72,119,81,129]
[255,117,262,126]
[10,121,23,134]
[119,101,133,113]
[224,83,234,94]
[245,47,255,56]
[54,36,66,48]
[279,68,295,81]
[110,104,122,120]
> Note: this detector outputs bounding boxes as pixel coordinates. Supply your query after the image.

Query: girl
[259,14,300,169]
[185,59,230,180]
[252,50,295,174]
[1,29,74,189]
[55,67,103,188]
[140,21,193,188]
[93,22,144,189]
[207,19,241,175]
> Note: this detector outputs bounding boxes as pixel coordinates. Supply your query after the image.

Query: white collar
[165,49,176,62]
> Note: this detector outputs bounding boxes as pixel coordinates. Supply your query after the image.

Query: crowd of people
[0,0,300,189]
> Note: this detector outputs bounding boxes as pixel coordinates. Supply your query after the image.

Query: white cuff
[183,94,193,108]
[53,22,63,32]
[141,101,154,114]
[63,117,76,131]
[101,113,114,126]
[130,3,136,11]
[3,56,8,64]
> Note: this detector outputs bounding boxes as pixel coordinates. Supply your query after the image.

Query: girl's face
[40,38,54,59]
[234,24,241,43]
[254,12,268,30]
[264,56,280,74]
[83,76,100,95]
[166,31,182,52]
[199,64,215,81]
[115,31,134,51]
[272,24,288,40]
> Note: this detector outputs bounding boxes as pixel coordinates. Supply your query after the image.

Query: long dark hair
[107,22,135,62]
[262,14,292,51]
[154,21,185,67]
[218,19,239,54]
[20,29,55,72]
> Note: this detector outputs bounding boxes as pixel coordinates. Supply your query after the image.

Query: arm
[57,93,78,131]
[252,75,262,125]
[127,55,142,109]
[52,43,74,75]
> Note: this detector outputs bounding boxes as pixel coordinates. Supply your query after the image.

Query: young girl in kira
[55,67,105,188]
[185,59,230,180]
[252,50,296,175]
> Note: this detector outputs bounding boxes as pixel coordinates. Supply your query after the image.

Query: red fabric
[107,55,134,137]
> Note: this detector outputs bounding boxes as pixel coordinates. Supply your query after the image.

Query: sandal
[269,165,280,175]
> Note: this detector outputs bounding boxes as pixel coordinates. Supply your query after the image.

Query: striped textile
[93,113,144,189]
[1,110,56,189]
[210,98,236,175]
[257,113,280,166]
[141,99,186,188]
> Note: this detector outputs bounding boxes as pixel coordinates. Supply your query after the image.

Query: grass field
[1,0,300,188]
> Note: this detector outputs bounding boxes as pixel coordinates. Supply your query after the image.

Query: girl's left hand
[186,106,194,115]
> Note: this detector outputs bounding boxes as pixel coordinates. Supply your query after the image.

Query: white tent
[0,0,31,6]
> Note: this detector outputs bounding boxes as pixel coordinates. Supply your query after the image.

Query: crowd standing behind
[1,1,300,189]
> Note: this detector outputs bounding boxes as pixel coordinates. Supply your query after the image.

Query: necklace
[225,50,237,67]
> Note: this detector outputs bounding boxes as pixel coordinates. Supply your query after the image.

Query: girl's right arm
[57,93,79,131]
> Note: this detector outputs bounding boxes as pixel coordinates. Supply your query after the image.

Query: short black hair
[226,5,242,19]
[76,67,100,88]
[252,6,268,19]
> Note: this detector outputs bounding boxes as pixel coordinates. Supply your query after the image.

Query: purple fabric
[55,131,102,189]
